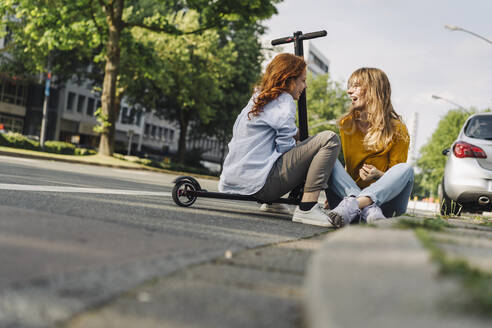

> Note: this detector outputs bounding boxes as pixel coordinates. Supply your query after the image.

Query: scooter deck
[187,189,300,205]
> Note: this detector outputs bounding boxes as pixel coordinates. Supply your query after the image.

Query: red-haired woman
[219,53,340,227]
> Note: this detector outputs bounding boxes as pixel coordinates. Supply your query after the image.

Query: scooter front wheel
[172,180,197,207]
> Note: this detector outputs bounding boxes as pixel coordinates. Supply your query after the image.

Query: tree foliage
[0,0,281,156]
[127,10,239,162]
[414,108,475,197]
[188,24,265,167]
[306,72,349,136]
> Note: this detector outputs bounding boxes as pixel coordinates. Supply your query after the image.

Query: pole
[445,24,492,45]
[431,94,467,111]
[127,130,134,156]
[293,31,309,141]
[40,58,51,147]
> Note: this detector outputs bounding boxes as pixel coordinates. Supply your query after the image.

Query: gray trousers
[254,131,340,202]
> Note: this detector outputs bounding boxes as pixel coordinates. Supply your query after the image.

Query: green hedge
[0,132,39,150]
[74,147,96,156]
[0,132,96,156]
[43,141,76,155]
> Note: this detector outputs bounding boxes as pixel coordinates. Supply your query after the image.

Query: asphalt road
[0,155,327,328]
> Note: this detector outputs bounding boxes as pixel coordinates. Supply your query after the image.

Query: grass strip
[415,228,492,316]
[479,221,492,227]
[396,217,453,231]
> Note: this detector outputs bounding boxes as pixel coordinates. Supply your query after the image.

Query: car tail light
[453,141,487,158]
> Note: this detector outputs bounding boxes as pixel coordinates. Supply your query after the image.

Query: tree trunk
[98,0,123,156]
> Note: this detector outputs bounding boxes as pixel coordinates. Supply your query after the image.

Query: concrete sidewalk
[306,216,492,328]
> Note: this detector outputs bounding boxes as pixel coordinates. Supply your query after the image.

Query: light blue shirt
[219,92,298,195]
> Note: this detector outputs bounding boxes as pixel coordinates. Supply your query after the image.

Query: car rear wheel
[439,179,462,216]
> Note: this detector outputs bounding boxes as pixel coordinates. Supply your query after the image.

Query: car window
[464,116,492,140]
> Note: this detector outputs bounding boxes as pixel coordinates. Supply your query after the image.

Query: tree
[306,72,350,136]
[189,23,265,168]
[415,108,475,197]
[0,0,281,156]
[129,11,238,162]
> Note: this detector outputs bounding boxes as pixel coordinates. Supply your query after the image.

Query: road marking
[0,183,171,196]
[0,155,40,163]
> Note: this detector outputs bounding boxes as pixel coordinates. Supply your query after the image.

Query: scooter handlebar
[299,30,327,40]
[271,30,327,46]
[271,36,295,46]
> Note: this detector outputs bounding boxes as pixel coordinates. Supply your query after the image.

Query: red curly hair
[248,53,306,119]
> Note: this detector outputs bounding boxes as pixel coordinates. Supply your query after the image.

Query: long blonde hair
[339,67,403,151]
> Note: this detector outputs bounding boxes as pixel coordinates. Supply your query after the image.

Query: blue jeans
[326,160,414,217]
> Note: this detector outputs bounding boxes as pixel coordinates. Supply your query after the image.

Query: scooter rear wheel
[172,180,197,207]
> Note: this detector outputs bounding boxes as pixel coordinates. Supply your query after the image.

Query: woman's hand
[359,164,383,181]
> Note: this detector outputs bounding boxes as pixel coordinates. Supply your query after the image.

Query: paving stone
[224,240,324,275]
[70,279,303,328]
[66,234,325,328]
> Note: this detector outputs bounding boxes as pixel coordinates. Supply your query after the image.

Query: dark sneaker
[328,196,360,228]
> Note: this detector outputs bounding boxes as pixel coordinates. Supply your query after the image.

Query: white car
[440,112,492,215]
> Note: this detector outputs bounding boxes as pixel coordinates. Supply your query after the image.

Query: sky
[262,0,492,158]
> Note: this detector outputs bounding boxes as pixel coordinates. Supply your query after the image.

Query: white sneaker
[292,204,335,227]
[259,203,292,215]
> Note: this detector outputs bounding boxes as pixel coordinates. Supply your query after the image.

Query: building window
[158,127,163,139]
[121,107,134,124]
[128,108,135,125]
[135,110,142,126]
[151,125,157,138]
[15,83,25,105]
[169,129,174,142]
[66,92,75,111]
[0,79,26,106]
[144,123,150,137]
[77,95,86,113]
[310,51,329,73]
[87,98,95,116]
[0,114,23,133]
[120,106,127,123]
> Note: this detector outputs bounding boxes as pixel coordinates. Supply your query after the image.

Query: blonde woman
[326,67,414,227]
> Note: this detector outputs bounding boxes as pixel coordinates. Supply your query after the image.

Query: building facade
[0,75,181,157]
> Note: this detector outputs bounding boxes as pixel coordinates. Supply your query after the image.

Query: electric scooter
[172,30,328,208]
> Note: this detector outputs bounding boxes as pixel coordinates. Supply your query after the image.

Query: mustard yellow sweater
[340,117,410,189]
